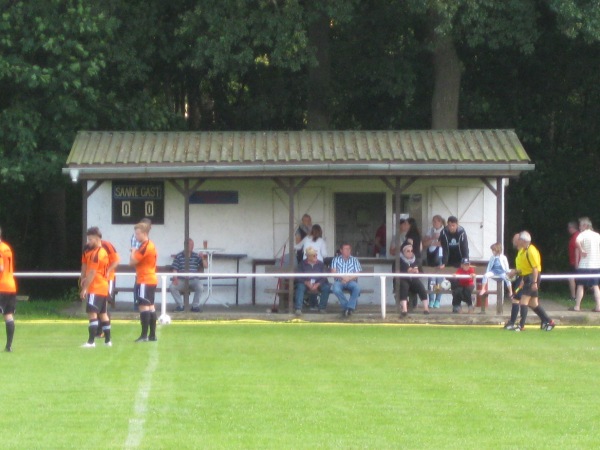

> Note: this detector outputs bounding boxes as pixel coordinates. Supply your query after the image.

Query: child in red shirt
[452,258,476,313]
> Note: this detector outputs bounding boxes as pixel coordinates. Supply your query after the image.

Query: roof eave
[63,162,535,181]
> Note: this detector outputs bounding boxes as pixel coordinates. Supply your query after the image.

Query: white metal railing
[14,271,585,321]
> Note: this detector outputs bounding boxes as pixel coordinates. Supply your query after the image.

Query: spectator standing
[330,243,362,318]
[295,214,312,264]
[567,221,580,302]
[373,223,386,257]
[423,215,445,308]
[404,218,423,262]
[169,238,207,312]
[389,218,410,256]
[439,216,469,269]
[572,217,600,312]
[0,226,17,352]
[294,247,331,315]
[295,224,328,262]
[506,231,555,332]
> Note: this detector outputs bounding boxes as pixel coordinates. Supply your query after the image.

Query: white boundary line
[124,335,159,449]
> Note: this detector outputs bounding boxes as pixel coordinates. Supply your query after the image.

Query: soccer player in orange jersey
[102,239,120,304]
[130,221,158,342]
[81,230,121,340]
[80,227,112,347]
[0,226,17,352]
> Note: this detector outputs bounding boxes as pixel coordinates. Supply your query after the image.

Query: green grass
[2,321,600,449]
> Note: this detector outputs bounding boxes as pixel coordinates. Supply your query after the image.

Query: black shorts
[521,274,540,297]
[0,293,16,315]
[511,276,523,300]
[135,284,157,306]
[86,294,108,314]
[575,268,600,287]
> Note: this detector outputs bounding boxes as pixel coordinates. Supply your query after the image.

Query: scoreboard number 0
[122,201,131,217]
[145,201,154,217]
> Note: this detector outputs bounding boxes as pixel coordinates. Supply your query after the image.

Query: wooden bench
[264,265,376,310]
[263,265,295,297]
[420,264,501,312]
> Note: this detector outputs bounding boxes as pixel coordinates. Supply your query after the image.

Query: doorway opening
[334,193,385,257]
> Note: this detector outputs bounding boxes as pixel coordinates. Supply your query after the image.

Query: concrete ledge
[57,299,600,327]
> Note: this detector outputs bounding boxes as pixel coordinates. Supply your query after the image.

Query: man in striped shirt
[169,238,207,312]
[331,243,362,317]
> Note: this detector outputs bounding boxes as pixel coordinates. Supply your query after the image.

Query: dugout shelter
[62,130,534,311]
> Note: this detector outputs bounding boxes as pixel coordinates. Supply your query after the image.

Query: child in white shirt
[479,243,513,298]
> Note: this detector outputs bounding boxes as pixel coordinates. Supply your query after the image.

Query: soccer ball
[440,279,452,291]
[158,314,172,325]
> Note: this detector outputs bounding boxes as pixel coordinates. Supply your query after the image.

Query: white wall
[86,177,502,306]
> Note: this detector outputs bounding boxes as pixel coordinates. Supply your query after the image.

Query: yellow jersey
[515,244,541,277]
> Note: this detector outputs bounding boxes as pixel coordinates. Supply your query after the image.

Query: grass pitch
[2,321,599,449]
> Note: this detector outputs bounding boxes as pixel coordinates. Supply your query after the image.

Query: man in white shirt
[572,217,600,312]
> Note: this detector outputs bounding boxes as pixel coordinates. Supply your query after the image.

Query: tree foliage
[0,0,115,185]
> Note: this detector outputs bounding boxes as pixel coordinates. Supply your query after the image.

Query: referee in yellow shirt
[507,231,555,331]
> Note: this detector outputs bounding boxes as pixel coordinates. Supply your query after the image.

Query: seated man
[169,238,207,312]
[294,247,330,315]
[330,243,362,317]
[452,258,476,314]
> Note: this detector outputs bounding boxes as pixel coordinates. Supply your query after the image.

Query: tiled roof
[64,130,533,179]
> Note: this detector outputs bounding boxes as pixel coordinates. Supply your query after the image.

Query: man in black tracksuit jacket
[439,216,470,269]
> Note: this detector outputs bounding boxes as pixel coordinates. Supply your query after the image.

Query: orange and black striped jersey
[101,240,119,281]
[132,240,157,285]
[0,241,17,294]
[83,246,109,296]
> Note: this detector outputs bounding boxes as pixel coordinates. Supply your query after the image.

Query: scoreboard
[112,181,165,224]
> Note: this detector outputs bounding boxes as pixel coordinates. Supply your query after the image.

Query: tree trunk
[186,73,202,130]
[431,33,461,130]
[307,14,331,130]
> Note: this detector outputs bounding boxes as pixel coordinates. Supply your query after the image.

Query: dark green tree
[0,1,115,278]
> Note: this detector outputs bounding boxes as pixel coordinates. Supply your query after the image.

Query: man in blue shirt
[169,238,207,312]
[331,243,362,317]
[294,247,330,315]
